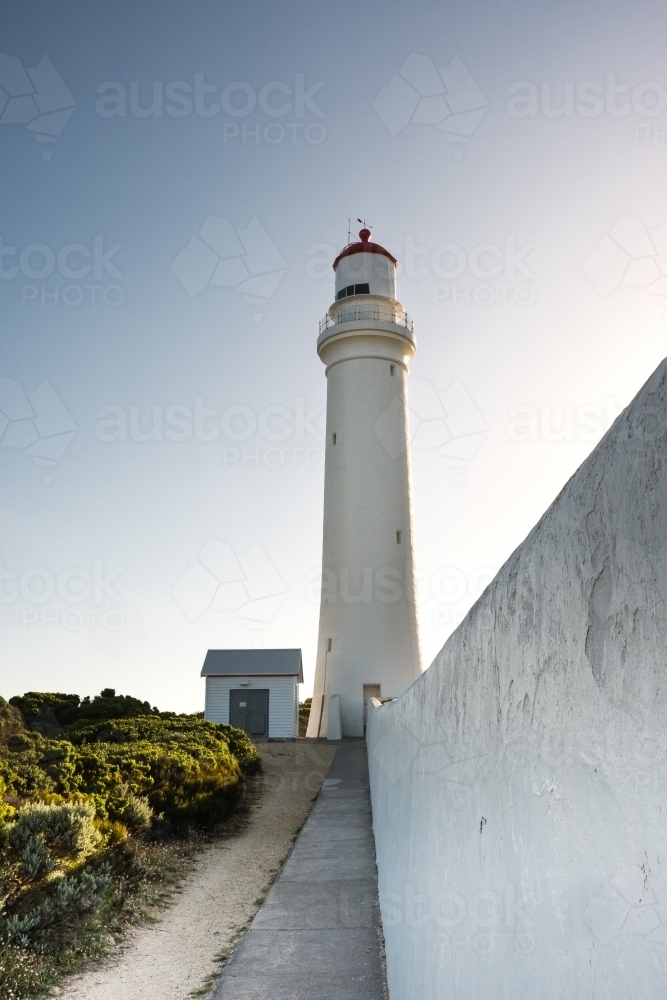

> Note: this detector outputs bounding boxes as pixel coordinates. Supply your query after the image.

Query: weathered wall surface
[368,359,667,1000]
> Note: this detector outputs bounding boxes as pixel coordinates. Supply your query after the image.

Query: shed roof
[201,648,303,682]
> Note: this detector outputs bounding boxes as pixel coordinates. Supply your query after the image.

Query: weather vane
[348,218,371,244]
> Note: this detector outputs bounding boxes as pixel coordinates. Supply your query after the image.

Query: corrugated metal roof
[201,648,303,681]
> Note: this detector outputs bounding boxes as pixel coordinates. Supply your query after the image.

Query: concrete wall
[205,675,298,738]
[367,358,667,1000]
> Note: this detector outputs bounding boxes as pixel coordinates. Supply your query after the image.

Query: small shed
[202,648,303,739]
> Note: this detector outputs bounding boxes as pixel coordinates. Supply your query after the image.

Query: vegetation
[0,690,261,998]
[298,698,312,738]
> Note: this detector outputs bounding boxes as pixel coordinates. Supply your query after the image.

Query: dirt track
[59,741,337,1000]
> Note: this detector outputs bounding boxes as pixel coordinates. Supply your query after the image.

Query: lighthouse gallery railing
[319,305,414,337]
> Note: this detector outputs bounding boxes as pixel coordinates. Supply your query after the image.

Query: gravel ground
[58,741,338,1000]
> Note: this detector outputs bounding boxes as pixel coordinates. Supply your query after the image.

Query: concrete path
[210,739,386,1000]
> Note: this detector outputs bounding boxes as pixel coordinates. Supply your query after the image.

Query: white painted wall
[368,359,667,1000]
[205,675,299,738]
[307,291,422,738]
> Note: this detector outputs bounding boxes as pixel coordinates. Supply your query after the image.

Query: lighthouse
[307,227,422,739]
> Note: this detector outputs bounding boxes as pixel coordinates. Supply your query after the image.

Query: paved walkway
[210,739,386,1000]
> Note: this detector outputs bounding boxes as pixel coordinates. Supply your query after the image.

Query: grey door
[230,689,269,737]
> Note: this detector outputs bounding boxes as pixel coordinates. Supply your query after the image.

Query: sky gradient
[2,0,667,711]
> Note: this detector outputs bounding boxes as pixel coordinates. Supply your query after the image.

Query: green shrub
[77,690,158,722]
[106,785,152,831]
[0,775,16,824]
[2,866,112,954]
[299,698,312,737]
[9,802,101,869]
[66,715,260,823]
[18,838,52,880]
[9,690,160,728]
[94,818,128,846]
[0,700,25,747]
[9,694,80,727]
[66,713,259,767]
[0,707,259,831]
[0,689,264,998]
[121,796,152,831]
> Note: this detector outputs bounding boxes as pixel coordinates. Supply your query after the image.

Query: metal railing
[319,305,414,336]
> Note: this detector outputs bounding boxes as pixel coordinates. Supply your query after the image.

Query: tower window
[337,283,369,299]
[396,530,402,544]
[389,365,395,376]
[332,433,337,445]
[327,638,332,651]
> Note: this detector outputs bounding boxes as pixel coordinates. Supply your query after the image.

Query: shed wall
[205,675,298,738]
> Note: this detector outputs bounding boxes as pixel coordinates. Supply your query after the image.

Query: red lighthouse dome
[332,228,398,302]
[333,227,398,270]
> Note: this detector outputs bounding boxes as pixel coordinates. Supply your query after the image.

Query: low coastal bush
[9,690,159,727]
[0,691,261,998]
[298,698,312,737]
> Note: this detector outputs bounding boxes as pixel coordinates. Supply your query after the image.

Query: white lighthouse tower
[307,227,422,739]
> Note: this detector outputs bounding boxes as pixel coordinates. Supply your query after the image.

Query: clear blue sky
[2,0,667,710]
